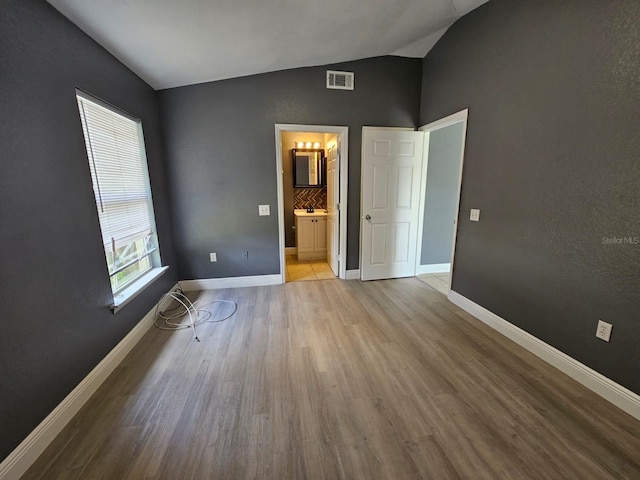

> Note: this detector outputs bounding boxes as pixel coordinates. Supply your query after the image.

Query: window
[76,91,163,302]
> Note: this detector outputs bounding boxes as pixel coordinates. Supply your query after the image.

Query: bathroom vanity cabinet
[294,210,327,260]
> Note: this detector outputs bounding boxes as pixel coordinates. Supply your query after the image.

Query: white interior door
[326,137,339,276]
[361,128,424,281]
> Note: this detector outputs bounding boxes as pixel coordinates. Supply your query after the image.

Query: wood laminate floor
[23,278,640,479]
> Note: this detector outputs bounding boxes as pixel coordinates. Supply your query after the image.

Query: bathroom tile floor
[417,272,451,295]
[286,254,337,282]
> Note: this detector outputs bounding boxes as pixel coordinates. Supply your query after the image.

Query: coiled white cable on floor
[154,290,238,342]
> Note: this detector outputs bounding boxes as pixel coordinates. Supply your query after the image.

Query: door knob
[365,215,371,221]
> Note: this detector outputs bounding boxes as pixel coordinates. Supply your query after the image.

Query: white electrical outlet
[595,320,613,342]
[470,209,480,221]
[258,204,270,216]
[209,252,217,262]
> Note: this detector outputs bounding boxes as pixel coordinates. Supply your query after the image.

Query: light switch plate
[258,204,270,216]
[470,209,480,222]
[209,252,217,262]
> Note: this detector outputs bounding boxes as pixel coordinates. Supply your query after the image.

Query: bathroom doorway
[274,124,349,283]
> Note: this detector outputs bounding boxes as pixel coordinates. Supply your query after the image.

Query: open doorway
[357,112,467,294]
[274,124,349,283]
[416,110,468,296]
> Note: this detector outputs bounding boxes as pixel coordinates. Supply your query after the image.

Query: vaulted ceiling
[48,0,489,90]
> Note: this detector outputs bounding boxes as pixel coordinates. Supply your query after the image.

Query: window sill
[110,266,169,314]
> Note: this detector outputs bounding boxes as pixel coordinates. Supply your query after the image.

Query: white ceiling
[48,0,489,90]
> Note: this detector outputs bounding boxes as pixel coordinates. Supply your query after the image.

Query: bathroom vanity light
[295,141,323,149]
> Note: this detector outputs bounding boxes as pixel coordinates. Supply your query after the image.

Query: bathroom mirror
[292,149,325,187]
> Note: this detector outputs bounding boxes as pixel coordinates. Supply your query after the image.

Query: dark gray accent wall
[420,0,640,393]
[421,122,464,265]
[0,0,177,461]
[159,56,422,277]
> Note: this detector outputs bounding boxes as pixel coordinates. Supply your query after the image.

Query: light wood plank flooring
[23,278,640,479]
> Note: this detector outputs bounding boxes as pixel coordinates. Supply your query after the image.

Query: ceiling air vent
[327,70,354,90]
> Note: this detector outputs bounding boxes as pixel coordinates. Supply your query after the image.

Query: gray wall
[420,0,640,393]
[0,0,178,461]
[421,122,464,265]
[159,56,422,277]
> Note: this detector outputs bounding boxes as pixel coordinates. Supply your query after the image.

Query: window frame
[76,89,167,312]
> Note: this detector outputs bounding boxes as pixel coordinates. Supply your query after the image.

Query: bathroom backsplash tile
[294,188,327,210]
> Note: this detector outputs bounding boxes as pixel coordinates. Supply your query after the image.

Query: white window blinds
[76,91,159,291]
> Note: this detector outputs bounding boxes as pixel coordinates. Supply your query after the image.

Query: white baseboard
[180,274,283,291]
[0,283,180,480]
[285,247,296,255]
[417,263,451,275]
[345,269,360,280]
[448,290,640,421]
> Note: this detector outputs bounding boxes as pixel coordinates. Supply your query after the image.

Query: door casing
[416,109,468,293]
[274,124,349,282]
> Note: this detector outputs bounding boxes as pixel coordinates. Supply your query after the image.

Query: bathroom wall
[293,189,327,211]
[281,131,326,247]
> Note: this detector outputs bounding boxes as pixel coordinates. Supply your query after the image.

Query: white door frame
[416,109,469,292]
[274,124,349,281]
